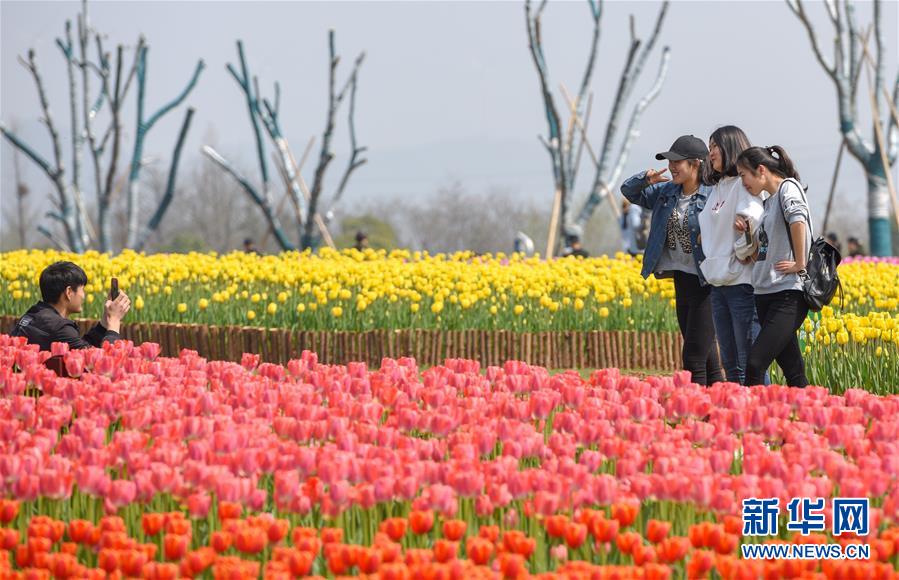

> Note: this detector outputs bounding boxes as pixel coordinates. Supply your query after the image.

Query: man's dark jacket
[10,302,120,351]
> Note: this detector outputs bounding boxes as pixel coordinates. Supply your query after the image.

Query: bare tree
[525,0,670,256]
[787,0,898,256]
[0,0,202,253]
[205,33,366,252]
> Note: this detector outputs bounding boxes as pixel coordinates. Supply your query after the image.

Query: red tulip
[646,519,671,544]
[409,510,435,535]
[380,517,408,542]
[163,533,189,561]
[142,513,164,537]
[564,522,587,549]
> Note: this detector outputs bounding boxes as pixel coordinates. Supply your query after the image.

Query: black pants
[673,271,724,386]
[746,290,809,387]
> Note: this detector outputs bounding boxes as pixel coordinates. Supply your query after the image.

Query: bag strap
[777,178,811,262]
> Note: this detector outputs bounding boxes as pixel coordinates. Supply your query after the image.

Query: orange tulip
[615,531,642,555]
[611,501,639,528]
[380,517,409,542]
[686,549,714,578]
[497,552,527,579]
[185,547,215,575]
[434,539,458,563]
[466,537,493,566]
[68,520,94,544]
[163,534,189,561]
[143,561,179,580]
[632,543,657,566]
[234,527,267,555]
[142,513,165,537]
[326,548,349,575]
[591,516,619,544]
[321,527,344,545]
[210,531,232,553]
[287,549,314,576]
[478,525,500,543]
[410,510,435,535]
[715,532,739,555]
[1,528,19,550]
[379,562,412,580]
[657,536,691,564]
[377,540,403,564]
[442,519,467,542]
[217,501,242,521]
[0,499,19,524]
[99,516,126,533]
[646,519,671,544]
[97,549,120,573]
[404,548,434,567]
[165,517,192,537]
[544,514,570,539]
[643,562,674,580]
[120,548,148,577]
[60,542,78,555]
[267,519,290,544]
[358,546,383,573]
[564,522,587,549]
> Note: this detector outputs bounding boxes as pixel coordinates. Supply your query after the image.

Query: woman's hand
[734,216,749,232]
[775,260,805,274]
[645,168,670,185]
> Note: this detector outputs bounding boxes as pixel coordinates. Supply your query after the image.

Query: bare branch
[525,0,564,191]
[126,45,204,247]
[203,145,295,251]
[135,107,195,250]
[788,0,838,80]
[595,1,668,182]
[227,40,270,189]
[37,225,71,252]
[606,47,671,194]
[329,65,367,209]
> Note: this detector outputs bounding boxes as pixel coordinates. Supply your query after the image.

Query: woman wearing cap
[698,126,765,385]
[736,145,811,388]
[620,135,723,386]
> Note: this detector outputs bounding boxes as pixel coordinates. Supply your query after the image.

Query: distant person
[353,231,369,251]
[621,200,643,256]
[621,134,723,386]
[847,237,865,257]
[561,235,589,258]
[10,261,130,351]
[243,238,258,253]
[826,232,841,254]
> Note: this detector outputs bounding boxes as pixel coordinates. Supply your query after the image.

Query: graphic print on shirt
[757,223,769,261]
[665,205,693,254]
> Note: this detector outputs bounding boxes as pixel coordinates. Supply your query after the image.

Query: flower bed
[2,335,899,576]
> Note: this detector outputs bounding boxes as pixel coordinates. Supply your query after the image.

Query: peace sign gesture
[646,168,670,185]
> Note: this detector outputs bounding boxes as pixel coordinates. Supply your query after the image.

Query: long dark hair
[706,125,752,184]
[736,145,801,182]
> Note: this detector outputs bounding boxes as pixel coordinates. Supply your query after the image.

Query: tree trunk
[866,162,892,256]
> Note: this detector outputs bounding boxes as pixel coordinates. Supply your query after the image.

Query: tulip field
[4,333,899,578]
[3,250,899,392]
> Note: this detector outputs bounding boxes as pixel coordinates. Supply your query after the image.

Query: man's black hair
[39,261,88,304]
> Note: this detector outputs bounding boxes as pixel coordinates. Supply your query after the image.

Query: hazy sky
[2,0,897,244]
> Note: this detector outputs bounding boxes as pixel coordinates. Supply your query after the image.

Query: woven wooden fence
[1,316,683,370]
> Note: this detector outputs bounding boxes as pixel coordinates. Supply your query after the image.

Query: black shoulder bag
[779,178,843,311]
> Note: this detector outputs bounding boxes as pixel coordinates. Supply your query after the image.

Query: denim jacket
[620,171,710,285]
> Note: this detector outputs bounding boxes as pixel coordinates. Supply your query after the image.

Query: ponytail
[736,145,801,182]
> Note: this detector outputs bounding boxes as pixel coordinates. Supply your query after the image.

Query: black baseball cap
[655,135,709,161]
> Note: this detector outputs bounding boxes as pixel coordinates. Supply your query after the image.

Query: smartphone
[110,278,119,300]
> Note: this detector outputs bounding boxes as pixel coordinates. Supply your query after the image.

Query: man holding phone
[10,261,131,350]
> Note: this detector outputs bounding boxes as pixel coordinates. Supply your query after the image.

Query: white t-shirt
[698,176,764,286]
